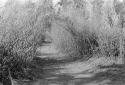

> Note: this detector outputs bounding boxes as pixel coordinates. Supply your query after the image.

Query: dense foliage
[0,0,125,85]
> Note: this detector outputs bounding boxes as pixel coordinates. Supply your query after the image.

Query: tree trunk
[119,14,124,64]
[119,27,124,64]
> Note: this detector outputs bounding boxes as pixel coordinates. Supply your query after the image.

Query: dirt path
[14,56,125,85]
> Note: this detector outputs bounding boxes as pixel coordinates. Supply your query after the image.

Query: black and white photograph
[1,0,125,85]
